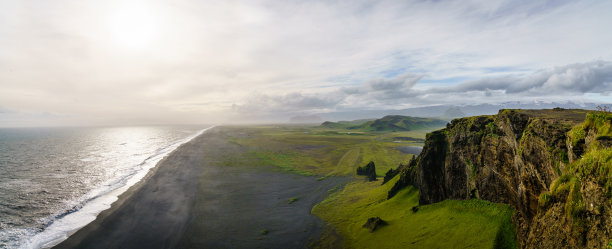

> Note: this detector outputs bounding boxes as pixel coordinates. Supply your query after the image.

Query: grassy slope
[313,176,517,249]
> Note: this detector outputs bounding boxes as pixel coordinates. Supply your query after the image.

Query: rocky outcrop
[382,158,416,185]
[362,217,386,232]
[382,168,399,185]
[357,161,377,181]
[390,109,612,248]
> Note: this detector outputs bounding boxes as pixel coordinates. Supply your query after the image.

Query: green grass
[312,175,517,249]
[584,112,612,137]
[568,125,586,147]
[223,125,425,176]
[567,111,611,150]
[218,124,517,248]
[563,111,612,203]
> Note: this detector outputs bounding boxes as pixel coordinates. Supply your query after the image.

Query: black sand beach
[54,127,345,249]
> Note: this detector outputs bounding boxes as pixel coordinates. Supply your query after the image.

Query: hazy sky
[1,0,611,126]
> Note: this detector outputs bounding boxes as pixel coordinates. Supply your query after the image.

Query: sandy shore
[53,126,345,249]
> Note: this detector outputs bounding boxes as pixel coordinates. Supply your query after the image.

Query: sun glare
[107,2,158,51]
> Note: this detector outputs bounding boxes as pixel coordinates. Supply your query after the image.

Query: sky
[1,0,611,127]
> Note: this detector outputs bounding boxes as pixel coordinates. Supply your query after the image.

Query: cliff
[390,108,612,248]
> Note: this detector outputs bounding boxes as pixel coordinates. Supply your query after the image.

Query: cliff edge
[390,108,612,248]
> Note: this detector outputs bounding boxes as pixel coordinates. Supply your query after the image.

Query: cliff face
[391,109,612,248]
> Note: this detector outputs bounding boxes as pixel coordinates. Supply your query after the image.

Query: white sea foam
[18,126,214,249]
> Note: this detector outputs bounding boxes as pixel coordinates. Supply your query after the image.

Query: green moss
[559,151,569,163]
[565,180,585,220]
[567,147,612,197]
[517,126,534,156]
[550,174,576,199]
[548,173,585,220]
[568,125,586,147]
[538,192,551,208]
[486,121,498,135]
[288,197,299,204]
[584,112,612,137]
[466,159,476,179]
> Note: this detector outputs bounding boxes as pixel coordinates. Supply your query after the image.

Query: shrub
[568,125,586,148]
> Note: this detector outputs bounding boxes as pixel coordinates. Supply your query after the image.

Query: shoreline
[53,126,346,249]
[18,126,213,249]
[50,127,213,249]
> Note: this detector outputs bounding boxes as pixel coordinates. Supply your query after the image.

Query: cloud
[232,92,343,114]
[341,74,423,95]
[234,61,612,117]
[437,60,612,95]
[233,74,424,115]
[1,0,612,125]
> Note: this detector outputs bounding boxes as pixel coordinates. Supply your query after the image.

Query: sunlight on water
[0,126,210,248]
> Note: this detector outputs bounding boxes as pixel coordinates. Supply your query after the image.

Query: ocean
[0,125,210,249]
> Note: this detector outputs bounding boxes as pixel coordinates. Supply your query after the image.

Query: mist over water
[0,126,208,248]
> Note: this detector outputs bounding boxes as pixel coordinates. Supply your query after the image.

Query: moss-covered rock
[362,217,386,232]
[389,109,612,248]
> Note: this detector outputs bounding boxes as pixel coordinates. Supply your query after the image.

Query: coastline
[50,127,213,249]
[12,126,212,249]
[53,126,345,249]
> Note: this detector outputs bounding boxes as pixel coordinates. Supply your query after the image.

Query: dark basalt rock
[387,156,417,199]
[357,161,377,181]
[382,168,398,185]
[362,217,386,232]
[388,109,609,248]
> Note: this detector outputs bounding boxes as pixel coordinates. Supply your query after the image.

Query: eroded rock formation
[390,109,612,248]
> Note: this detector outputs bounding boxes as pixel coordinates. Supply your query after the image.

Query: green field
[312,176,516,249]
[217,124,516,249]
[224,125,426,176]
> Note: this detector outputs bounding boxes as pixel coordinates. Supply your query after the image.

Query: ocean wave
[15,126,213,249]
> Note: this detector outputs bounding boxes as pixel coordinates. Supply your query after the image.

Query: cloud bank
[232,61,612,116]
[0,0,611,125]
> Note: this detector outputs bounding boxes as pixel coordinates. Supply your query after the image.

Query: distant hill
[313,101,603,121]
[442,107,465,119]
[320,119,375,129]
[321,115,446,131]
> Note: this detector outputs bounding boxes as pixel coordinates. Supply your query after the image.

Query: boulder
[362,217,386,232]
